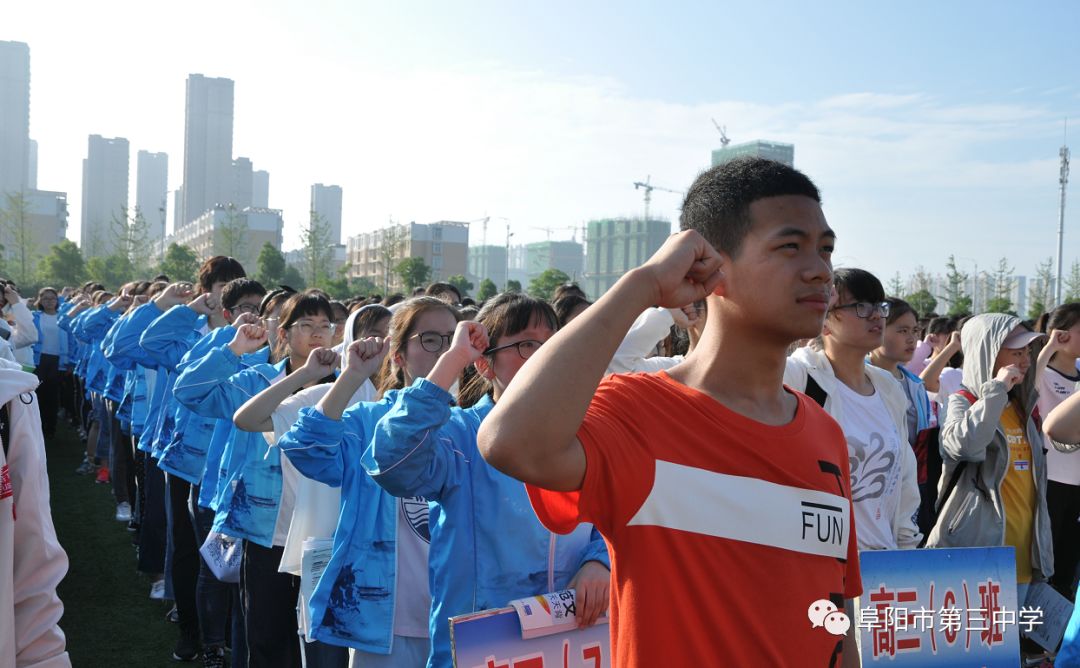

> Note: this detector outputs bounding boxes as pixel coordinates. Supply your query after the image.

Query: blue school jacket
[363,378,610,668]
[277,393,402,654]
[173,345,285,546]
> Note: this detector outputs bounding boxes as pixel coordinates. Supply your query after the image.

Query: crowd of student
[7,155,1080,667]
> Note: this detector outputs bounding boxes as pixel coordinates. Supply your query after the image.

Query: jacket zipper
[548,532,556,593]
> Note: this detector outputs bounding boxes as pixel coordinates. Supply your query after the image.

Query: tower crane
[711,118,731,147]
[530,226,580,242]
[632,176,683,222]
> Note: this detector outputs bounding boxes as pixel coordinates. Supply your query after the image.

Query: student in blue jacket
[174,291,336,668]
[364,292,611,668]
[246,296,459,666]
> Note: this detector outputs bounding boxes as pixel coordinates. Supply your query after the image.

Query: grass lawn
[48,421,178,666]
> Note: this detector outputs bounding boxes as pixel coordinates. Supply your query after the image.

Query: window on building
[433,242,442,254]
[433,227,443,241]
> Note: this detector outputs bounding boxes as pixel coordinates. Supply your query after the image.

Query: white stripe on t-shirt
[627,460,851,559]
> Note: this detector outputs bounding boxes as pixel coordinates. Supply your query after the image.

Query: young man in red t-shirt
[478,157,862,667]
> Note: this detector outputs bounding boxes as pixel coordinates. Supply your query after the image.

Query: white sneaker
[149,579,166,600]
[115,502,132,522]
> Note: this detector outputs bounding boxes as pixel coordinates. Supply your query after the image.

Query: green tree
[378,223,408,293]
[86,254,135,289]
[394,257,431,291]
[301,210,335,287]
[216,205,249,265]
[527,268,571,301]
[446,274,473,298]
[943,255,971,317]
[983,257,1015,314]
[350,276,379,297]
[506,279,522,293]
[904,289,937,318]
[255,242,286,288]
[1028,258,1055,320]
[887,272,904,297]
[281,264,306,291]
[1065,260,1080,303]
[37,239,86,288]
[1,191,39,286]
[111,207,152,278]
[156,243,200,283]
[477,278,498,301]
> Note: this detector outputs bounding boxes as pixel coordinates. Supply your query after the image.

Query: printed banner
[451,606,609,668]
[857,547,1030,666]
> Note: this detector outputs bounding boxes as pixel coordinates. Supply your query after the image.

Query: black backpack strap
[0,403,9,459]
[934,461,968,515]
[805,375,828,408]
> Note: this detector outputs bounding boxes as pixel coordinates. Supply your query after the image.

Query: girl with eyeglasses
[785,268,922,552]
[363,292,610,668]
[173,291,337,668]
[257,296,458,666]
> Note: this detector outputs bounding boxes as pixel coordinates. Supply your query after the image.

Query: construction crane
[530,226,580,242]
[633,176,683,222]
[711,118,731,147]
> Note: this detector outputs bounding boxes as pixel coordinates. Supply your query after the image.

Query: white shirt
[39,313,60,356]
[835,381,905,551]
[1039,366,1080,485]
[394,497,431,638]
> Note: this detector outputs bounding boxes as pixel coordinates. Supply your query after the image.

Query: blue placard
[451,607,610,668]
[858,547,1026,666]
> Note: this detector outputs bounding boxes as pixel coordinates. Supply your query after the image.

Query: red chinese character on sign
[869,585,897,658]
[978,579,1005,647]
[894,589,923,653]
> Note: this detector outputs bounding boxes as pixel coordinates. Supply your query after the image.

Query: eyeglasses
[832,301,890,319]
[411,331,453,353]
[483,339,544,360]
[231,303,260,314]
[289,321,335,336]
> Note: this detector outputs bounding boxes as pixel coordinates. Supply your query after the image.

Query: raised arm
[919,332,960,393]
[478,231,723,491]
[939,366,1022,462]
[172,323,268,418]
[234,347,339,432]
[1035,329,1069,388]
[1044,390,1080,451]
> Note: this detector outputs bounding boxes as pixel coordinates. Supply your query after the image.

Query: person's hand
[3,285,21,308]
[568,561,610,628]
[132,294,150,307]
[343,337,389,379]
[446,321,489,366]
[638,230,724,309]
[1046,329,1071,355]
[233,312,261,327]
[228,323,268,356]
[68,300,91,316]
[108,293,134,312]
[995,364,1024,390]
[944,331,962,353]
[667,304,699,330]
[301,347,339,380]
[154,282,195,310]
[188,292,221,317]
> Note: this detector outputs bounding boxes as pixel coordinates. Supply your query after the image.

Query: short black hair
[426,282,462,303]
[884,297,918,326]
[680,157,821,258]
[222,278,267,311]
[832,268,885,305]
[197,256,246,293]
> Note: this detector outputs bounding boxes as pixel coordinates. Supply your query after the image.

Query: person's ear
[392,350,404,369]
[474,355,495,381]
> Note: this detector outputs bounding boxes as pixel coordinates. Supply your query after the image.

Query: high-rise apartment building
[310,184,343,245]
[136,150,168,245]
[0,41,31,197]
[584,218,671,298]
[81,135,129,258]
[181,74,234,227]
[711,140,794,168]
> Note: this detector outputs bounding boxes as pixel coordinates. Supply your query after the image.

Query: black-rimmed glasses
[231,303,260,314]
[832,301,890,319]
[411,331,453,353]
[483,339,544,360]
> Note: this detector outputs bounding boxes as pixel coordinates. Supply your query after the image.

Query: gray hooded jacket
[926,313,1078,580]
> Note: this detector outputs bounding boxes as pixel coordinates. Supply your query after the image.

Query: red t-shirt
[527,372,862,667]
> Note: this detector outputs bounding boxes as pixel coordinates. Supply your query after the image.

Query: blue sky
[6,1,1080,284]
